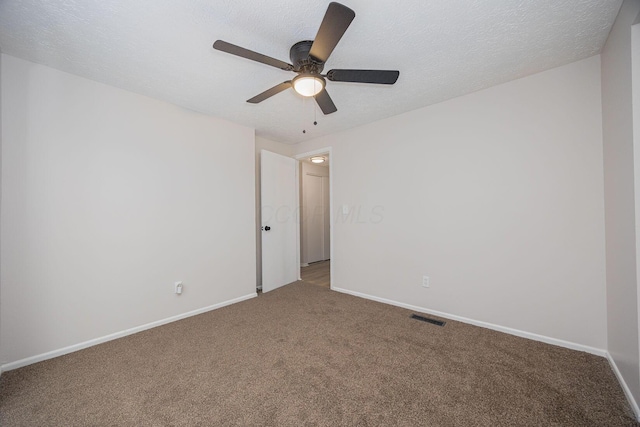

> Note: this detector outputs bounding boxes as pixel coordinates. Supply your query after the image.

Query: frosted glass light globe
[292,75,325,97]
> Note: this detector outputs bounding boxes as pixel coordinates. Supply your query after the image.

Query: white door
[261,150,298,293]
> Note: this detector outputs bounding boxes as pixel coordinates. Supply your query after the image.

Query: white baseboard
[606,352,640,421]
[1,292,257,372]
[301,263,309,267]
[331,286,606,357]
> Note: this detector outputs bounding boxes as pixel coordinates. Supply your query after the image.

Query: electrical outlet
[422,276,430,288]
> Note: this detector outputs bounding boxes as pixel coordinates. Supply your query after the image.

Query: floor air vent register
[411,314,446,327]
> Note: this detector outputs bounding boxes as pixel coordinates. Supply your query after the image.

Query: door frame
[295,147,333,288]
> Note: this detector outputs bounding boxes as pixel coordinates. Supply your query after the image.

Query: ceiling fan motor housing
[290,41,324,73]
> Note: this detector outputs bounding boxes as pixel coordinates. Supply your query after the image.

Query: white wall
[601,0,640,407]
[294,55,607,350]
[0,52,3,372]
[635,22,640,391]
[255,137,294,288]
[0,55,256,365]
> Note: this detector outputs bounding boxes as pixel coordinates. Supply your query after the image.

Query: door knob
[264,226,271,231]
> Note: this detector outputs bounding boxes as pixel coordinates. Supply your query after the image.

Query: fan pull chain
[302,96,307,134]
[314,100,318,126]
[303,95,318,134]
[302,98,307,133]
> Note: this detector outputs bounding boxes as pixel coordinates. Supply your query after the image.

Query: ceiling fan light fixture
[292,74,325,97]
[310,156,326,163]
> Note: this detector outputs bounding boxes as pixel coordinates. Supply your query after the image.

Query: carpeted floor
[0,281,637,426]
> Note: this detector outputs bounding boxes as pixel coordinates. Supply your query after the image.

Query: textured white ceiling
[0,0,622,144]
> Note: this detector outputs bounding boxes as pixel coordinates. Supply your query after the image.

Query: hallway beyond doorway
[301,261,330,288]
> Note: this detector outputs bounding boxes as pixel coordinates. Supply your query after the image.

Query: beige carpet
[0,282,637,426]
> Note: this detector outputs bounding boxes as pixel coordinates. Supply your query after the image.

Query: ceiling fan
[212,2,399,115]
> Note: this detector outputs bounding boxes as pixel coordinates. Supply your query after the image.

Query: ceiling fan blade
[308,2,355,63]
[315,89,337,115]
[247,81,292,104]
[326,69,400,84]
[213,40,294,71]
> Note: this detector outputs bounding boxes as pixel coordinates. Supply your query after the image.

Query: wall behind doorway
[300,161,330,266]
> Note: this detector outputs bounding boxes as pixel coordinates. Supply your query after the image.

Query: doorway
[297,149,332,288]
